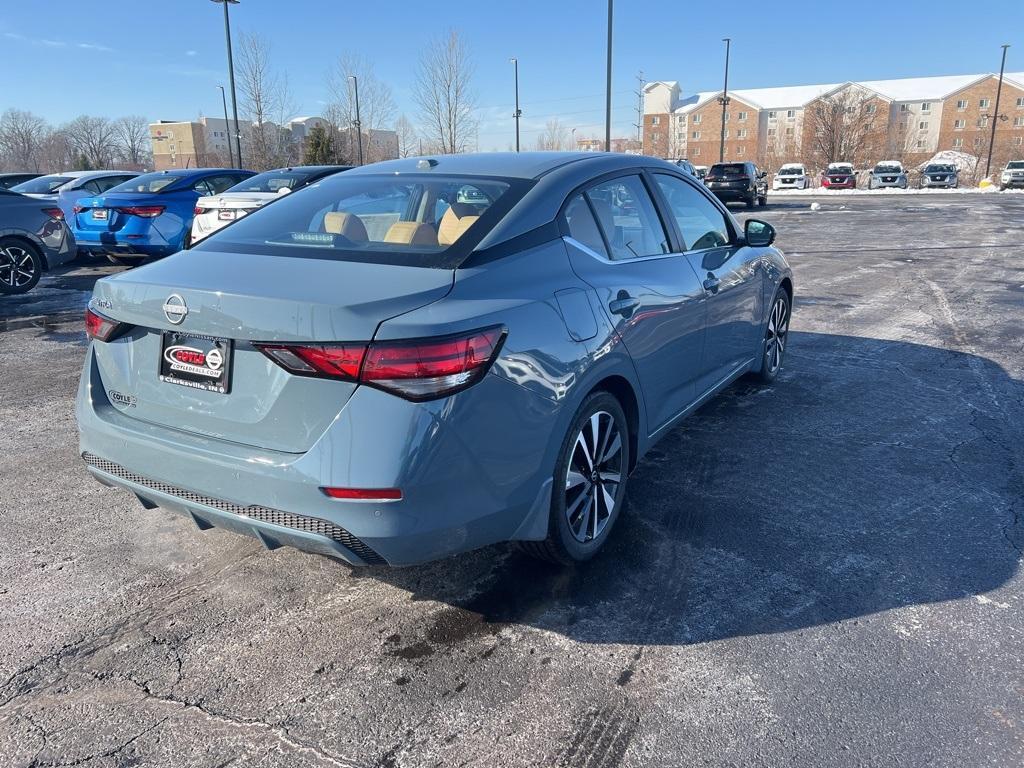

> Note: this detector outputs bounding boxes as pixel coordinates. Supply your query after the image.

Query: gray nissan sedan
[76,153,793,566]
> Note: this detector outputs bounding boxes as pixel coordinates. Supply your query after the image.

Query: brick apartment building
[643,71,1024,171]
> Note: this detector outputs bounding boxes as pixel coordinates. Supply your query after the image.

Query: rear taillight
[42,207,64,220]
[72,205,86,214]
[255,326,505,401]
[85,308,127,342]
[116,205,165,218]
[194,206,209,216]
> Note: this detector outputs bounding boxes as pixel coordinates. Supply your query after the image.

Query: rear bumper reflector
[81,452,386,565]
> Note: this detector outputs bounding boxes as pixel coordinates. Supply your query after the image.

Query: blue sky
[2,0,1021,151]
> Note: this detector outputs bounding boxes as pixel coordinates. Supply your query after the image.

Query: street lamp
[510,58,522,152]
[216,85,235,168]
[985,44,1011,179]
[719,37,731,163]
[349,75,363,166]
[210,0,243,168]
[571,127,577,150]
[605,0,613,152]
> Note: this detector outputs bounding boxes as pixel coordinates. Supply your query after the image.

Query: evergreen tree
[303,125,334,165]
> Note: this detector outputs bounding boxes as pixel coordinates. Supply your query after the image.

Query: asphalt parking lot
[1,193,1022,767]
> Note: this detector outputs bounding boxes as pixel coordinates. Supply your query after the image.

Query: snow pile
[915,150,978,173]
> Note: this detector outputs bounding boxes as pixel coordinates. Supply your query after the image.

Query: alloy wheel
[764,295,789,375]
[0,244,37,289]
[564,410,623,543]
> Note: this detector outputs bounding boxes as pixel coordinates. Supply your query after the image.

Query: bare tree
[806,88,883,169]
[0,109,48,171]
[413,29,478,154]
[113,115,151,168]
[63,115,119,168]
[236,32,296,170]
[36,129,74,172]
[327,53,396,163]
[535,118,570,151]
[395,114,417,158]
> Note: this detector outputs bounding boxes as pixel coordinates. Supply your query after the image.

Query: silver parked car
[0,190,77,294]
[919,163,958,189]
[868,161,908,190]
[77,153,794,566]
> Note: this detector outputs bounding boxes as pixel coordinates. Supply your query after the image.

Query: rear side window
[583,176,669,261]
[654,174,730,251]
[192,173,524,269]
[107,173,179,194]
[10,175,74,194]
[564,194,609,258]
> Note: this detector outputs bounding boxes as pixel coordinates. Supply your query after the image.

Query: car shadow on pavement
[370,331,1022,647]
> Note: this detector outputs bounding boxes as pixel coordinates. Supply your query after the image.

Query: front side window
[653,174,730,251]
[194,173,519,268]
[581,176,669,261]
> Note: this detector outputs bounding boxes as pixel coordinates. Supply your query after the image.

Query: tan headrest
[323,212,368,241]
[438,204,480,245]
[384,221,437,246]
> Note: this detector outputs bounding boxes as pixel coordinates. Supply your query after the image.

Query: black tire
[0,236,43,295]
[758,194,767,207]
[749,288,790,384]
[519,391,631,564]
[746,192,756,209]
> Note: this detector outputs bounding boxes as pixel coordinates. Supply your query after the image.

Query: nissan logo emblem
[162,294,188,325]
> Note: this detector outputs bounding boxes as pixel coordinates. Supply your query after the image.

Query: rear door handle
[608,295,640,317]
[703,275,721,294]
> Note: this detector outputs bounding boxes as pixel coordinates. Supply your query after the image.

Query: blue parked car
[77,153,793,567]
[71,168,253,264]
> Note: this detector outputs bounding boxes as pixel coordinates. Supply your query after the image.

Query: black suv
[705,161,768,208]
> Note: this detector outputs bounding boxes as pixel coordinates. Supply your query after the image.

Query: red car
[821,164,857,189]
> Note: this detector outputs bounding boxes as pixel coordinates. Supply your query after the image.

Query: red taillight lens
[116,205,165,218]
[72,205,85,214]
[321,487,403,501]
[254,326,505,401]
[42,207,64,220]
[194,206,208,216]
[85,308,126,342]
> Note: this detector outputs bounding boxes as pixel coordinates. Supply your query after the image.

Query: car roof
[260,165,352,173]
[342,152,667,181]
[142,168,246,177]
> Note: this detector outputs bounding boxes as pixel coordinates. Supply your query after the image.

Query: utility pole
[349,75,364,165]
[633,71,645,149]
[605,0,613,152]
[211,0,243,168]
[985,44,1010,179]
[217,85,234,168]
[510,58,522,152]
[718,37,731,163]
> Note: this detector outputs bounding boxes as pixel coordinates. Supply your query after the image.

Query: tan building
[150,121,209,171]
[644,71,1024,173]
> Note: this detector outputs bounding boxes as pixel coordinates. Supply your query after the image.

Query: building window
[767,127,776,136]
[738,111,747,121]
[651,116,660,125]
[953,137,963,148]
[737,146,745,155]
[900,104,910,112]
[974,137,983,148]
[678,115,685,124]
[692,131,701,139]
[1017,97,1024,107]
[979,98,990,108]
[866,103,876,114]
[954,119,966,129]
[737,129,747,138]
[768,111,777,119]
[1015,136,1023,145]
[692,147,700,156]
[916,140,925,148]
[723,129,729,138]
[957,99,968,110]
[651,133,660,142]
[919,121,928,130]
[921,102,931,112]
[724,112,729,122]
[785,127,794,137]
[786,110,795,119]
[693,114,701,124]
[977,116,989,128]
[1014,116,1024,127]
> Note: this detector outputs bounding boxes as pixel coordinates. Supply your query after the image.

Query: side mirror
[744,219,776,247]
[759,171,767,179]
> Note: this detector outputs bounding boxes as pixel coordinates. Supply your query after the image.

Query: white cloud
[3,32,112,52]
[78,42,114,52]
[186,49,198,57]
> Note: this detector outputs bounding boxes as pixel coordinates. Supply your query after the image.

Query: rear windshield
[107,172,181,194]
[192,173,527,269]
[10,175,74,194]
[874,164,902,173]
[708,164,746,176]
[226,169,324,194]
[925,164,955,173]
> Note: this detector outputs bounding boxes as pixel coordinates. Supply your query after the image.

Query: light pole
[211,0,243,168]
[605,0,613,152]
[719,37,731,163]
[571,127,577,150]
[349,75,363,165]
[510,58,522,152]
[985,44,1010,179]
[217,85,235,168]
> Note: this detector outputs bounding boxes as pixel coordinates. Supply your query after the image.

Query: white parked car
[772,163,809,190]
[190,165,350,245]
